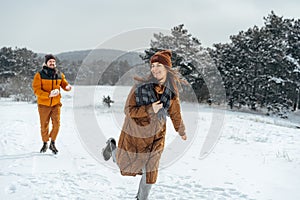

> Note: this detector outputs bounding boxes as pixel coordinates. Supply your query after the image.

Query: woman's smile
[151,62,167,83]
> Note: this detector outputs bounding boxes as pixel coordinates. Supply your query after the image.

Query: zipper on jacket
[50,74,54,106]
[50,97,53,106]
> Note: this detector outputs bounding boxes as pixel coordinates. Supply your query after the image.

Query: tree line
[0,11,299,117]
[210,11,300,116]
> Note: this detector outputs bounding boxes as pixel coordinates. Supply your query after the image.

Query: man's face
[46,59,56,69]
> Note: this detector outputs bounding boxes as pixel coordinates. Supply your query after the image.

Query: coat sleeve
[60,73,69,91]
[168,97,186,136]
[124,85,154,118]
[32,73,50,98]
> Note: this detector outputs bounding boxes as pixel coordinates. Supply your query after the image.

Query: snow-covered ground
[0,86,300,200]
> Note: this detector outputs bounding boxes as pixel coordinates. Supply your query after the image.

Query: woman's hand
[181,134,187,140]
[152,101,163,113]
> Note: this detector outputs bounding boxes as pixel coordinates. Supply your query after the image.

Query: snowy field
[1,86,300,200]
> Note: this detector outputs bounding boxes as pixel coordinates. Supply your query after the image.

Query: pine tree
[286,18,300,110]
[0,47,41,101]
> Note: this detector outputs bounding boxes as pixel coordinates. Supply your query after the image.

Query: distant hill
[55,49,145,66]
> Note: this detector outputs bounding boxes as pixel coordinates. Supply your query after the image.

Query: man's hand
[49,89,59,97]
[65,85,72,91]
[152,101,163,113]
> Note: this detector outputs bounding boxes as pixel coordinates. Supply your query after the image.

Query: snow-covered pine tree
[262,12,297,116]
[286,18,300,110]
[0,47,41,101]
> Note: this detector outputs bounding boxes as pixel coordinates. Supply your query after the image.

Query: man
[32,54,72,154]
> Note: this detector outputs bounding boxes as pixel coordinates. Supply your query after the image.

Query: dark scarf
[42,65,58,79]
[41,65,59,85]
[135,79,175,120]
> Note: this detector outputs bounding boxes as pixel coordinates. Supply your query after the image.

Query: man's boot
[49,141,58,154]
[40,142,48,153]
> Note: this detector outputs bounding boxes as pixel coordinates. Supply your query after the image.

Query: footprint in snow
[6,184,17,194]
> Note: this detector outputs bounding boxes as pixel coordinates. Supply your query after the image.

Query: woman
[102,50,187,200]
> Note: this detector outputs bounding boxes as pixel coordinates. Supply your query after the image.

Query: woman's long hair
[134,65,187,97]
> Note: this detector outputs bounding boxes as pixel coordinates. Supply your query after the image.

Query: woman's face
[151,62,168,83]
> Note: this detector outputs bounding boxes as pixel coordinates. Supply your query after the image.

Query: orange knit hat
[150,50,172,67]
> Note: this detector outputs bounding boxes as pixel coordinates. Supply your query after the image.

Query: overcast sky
[1,0,300,54]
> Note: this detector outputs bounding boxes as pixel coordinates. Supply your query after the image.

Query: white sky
[1,0,300,54]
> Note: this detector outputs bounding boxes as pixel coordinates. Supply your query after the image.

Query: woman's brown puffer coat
[116,85,185,184]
